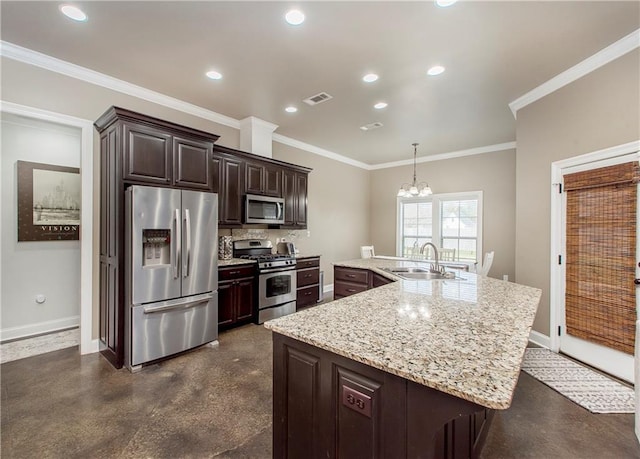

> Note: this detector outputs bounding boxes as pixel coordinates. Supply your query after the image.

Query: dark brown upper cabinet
[245,160,282,197]
[282,168,308,229]
[214,144,310,228]
[121,120,214,191]
[173,136,214,190]
[217,153,244,226]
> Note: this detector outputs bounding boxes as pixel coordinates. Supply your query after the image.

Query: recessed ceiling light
[374,102,388,110]
[285,9,305,25]
[60,4,87,22]
[206,70,222,80]
[435,0,458,7]
[362,73,379,83]
[285,106,298,113]
[427,65,445,76]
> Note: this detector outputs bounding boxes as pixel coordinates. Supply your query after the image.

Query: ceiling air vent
[360,122,384,131]
[303,92,333,106]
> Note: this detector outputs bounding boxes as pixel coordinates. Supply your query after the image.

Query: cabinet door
[173,137,213,190]
[245,162,265,195]
[282,169,296,226]
[123,122,171,185]
[218,280,235,327]
[371,272,393,288]
[220,157,243,225]
[236,277,255,321]
[211,154,220,194]
[295,173,308,227]
[264,165,282,197]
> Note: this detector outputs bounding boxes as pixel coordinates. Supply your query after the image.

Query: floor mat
[521,347,635,413]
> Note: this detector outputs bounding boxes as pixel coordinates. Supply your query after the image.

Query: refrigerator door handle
[184,208,191,278]
[142,293,213,314]
[174,209,181,279]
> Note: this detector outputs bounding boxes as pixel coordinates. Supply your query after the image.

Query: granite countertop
[264,257,541,410]
[218,258,257,267]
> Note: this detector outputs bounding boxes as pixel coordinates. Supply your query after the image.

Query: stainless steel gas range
[233,240,296,323]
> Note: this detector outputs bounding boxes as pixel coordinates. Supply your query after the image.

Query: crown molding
[272,133,372,170]
[509,28,640,118]
[369,141,516,170]
[0,40,241,129]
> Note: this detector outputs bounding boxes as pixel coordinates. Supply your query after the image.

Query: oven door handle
[260,266,296,275]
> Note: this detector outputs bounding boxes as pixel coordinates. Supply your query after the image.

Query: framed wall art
[17,160,81,241]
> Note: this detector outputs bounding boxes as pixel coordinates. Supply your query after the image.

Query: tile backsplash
[218,228,312,255]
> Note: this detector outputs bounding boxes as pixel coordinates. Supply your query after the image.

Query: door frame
[0,101,96,354]
[550,140,640,381]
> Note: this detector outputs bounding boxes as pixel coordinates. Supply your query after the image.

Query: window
[396,192,482,262]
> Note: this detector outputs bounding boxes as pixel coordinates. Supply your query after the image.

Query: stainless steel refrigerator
[125,185,218,371]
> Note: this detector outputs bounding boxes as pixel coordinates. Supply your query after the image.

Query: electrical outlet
[342,385,372,418]
[503,274,509,281]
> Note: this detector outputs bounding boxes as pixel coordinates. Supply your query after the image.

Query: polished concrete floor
[2,324,639,458]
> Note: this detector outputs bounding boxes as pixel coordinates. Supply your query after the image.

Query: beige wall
[515,49,640,336]
[370,150,517,281]
[273,144,371,287]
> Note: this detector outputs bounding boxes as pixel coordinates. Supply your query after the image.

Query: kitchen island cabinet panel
[273,333,487,458]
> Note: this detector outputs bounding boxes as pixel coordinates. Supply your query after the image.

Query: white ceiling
[1,1,638,165]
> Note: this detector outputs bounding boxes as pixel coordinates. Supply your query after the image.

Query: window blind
[564,161,639,355]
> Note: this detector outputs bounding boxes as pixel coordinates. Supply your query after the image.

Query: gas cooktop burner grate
[239,254,295,261]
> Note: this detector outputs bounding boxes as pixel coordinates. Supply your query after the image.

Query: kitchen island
[264,257,541,458]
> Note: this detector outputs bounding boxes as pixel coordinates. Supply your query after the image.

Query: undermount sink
[397,271,459,280]
[381,267,460,280]
[386,267,430,273]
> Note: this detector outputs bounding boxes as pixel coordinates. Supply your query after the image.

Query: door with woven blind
[560,160,638,383]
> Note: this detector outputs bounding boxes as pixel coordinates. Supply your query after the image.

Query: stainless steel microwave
[245,194,285,224]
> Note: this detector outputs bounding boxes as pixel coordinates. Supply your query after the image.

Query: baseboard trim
[529,330,551,349]
[0,316,80,342]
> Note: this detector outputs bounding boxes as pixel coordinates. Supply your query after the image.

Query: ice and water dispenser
[142,229,171,266]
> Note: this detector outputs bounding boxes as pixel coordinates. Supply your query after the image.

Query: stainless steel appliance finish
[276,241,296,255]
[233,239,296,323]
[125,185,218,371]
[244,194,285,225]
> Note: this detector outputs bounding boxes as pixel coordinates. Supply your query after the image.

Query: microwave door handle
[174,209,181,279]
[184,208,191,278]
[277,202,283,221]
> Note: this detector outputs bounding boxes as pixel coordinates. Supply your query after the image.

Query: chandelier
[397,143,433,197]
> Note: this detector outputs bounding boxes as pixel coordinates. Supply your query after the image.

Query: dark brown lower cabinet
[273,333,493,459]
[218,265,256,329]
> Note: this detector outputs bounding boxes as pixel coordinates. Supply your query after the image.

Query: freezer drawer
[130,292,217,367]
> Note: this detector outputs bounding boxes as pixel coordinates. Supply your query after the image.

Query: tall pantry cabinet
[94,107,220,368]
